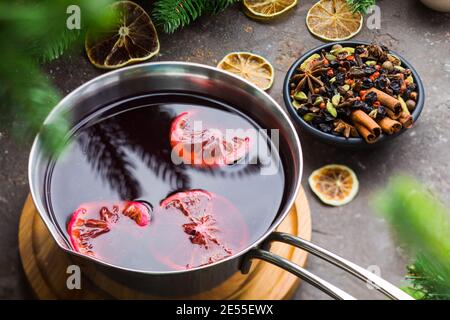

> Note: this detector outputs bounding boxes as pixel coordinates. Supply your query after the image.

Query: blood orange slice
[170,112,250,167]
[123,201,151,226]
[68,206,111,257]
[67,201,151,257]
[156,190,248,269]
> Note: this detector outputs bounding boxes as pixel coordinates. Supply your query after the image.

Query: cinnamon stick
[385,108,401,120]
[399,112,413,129]
[378,117,402,134]
[354,123,378,144]
[351,110,382,140]
[367,88,402,117]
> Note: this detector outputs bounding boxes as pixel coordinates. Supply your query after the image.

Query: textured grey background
[0,0,449,299]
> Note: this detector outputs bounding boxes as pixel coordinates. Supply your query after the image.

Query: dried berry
[361,104,374,114]
[296,105,310,117]
[337,107,351,118]
[375,76,389,90]
[335,73,345,86]
[376,106,387,120]
[364,91,378,105]
[323,113,336,123]
[363,65,376,75]
[361,78,374,89]
[352,100,366,110]
[390,80,401,95]
[330,60,340,69]
[355,46,365,55]
[318,123,332,133]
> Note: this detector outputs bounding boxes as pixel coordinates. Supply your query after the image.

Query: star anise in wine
[183,215,220,248]
[290,57,328,94]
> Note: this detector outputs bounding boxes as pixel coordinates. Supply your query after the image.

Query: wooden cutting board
[19,187,312,300]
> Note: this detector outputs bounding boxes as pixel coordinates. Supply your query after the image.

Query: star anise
[290,57,328,94]
[183,215,220,248]
[334,120,358,138]
[367,44,388,62]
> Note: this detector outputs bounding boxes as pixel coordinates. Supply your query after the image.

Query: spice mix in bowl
[284,42,425,147]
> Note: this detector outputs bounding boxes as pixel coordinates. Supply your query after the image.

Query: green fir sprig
[0,0,114,154]
[152,0,240,33]
[346,0,377,14]
[374,176,450,300]
[404,254,450,300]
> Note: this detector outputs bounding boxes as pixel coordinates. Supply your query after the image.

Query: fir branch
[346,0,376,14]
[373,176,450,300]
[405,254,450,300]
[153,0,239,33]
[205,0,240,15]
[152,0,205,34]
[0,49,67,152]
[0,0,115,153]
[35,29,81,63]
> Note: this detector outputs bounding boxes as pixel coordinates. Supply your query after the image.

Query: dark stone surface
[0,0,449,299]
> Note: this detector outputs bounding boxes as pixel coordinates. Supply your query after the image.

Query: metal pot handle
[241,232,413,300]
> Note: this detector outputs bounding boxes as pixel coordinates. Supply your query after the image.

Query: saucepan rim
[28,61,303,276]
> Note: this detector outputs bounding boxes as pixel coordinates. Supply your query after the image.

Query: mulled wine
[45,93,286,271]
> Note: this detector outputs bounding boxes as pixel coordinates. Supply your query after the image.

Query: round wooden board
[19,188,312,300]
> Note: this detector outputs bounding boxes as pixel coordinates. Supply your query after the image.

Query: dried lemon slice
[306,0,363,41]
[217,52,274,90]
[308,164,359,206]
[85,1,159,69]
[243,0,298,20]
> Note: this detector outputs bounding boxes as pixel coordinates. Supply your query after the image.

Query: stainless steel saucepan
[28,62,412,300]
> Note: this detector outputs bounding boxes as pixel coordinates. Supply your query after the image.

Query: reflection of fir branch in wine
[79,122,141,200]
[118,108,192,190]
[119,108,262,186]
[79,107,267,198]
[78,109,192,195]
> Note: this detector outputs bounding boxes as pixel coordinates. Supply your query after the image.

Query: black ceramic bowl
[283,41,425,148]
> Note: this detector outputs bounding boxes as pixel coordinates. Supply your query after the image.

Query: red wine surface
[46,93,285,271]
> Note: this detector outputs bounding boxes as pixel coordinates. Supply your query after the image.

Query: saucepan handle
[241,232,413,300]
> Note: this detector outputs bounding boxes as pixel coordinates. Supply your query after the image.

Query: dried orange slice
[85,1,159,69]
[217,52,274,90]
[243,0,298,20]
[308,164,359,206]
[306,0,363,41]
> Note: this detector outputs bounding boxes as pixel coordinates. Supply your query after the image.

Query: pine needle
[0,0,114,153]
[34,29,81,63]
[373,176,450,300]
[346,0,376,14]
[153,0,240,33]
[405,254,450,300]
[205,0,240,15]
